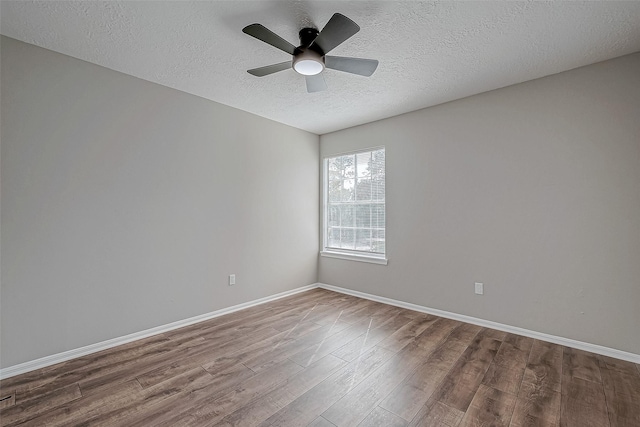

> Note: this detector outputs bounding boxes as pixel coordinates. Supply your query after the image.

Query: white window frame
[320,147,387,265]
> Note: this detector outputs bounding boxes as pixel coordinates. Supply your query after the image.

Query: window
[322,148,386,264]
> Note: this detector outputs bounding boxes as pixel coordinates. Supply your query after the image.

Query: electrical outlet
[475,282,483,295]
[229,274,236,286]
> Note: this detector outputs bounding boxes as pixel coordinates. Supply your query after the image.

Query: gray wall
[319,53,640,354]
[0,36,319,368]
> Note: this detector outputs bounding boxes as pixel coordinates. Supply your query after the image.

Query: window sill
[320,251,388,265]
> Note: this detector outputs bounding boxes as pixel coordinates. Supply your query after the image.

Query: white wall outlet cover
[229,274,236,286]
[475,282,484,295]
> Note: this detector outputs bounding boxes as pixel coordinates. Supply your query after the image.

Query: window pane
[355,204,371,227]
[328,227,340,248]
[371,149,385,177]
[328,157,341,172]
[328,206,340,227]
[356,229,371,251]
[328,156,355,179]
[343,155,355,178]
[341,179,355,201]
[371,149,385,201]
[372,179,385,201]
[328,180,342,202]
[372,229,385,254]
[356,178,371,201]
[356,152,371,177]
[340,205,354,227]
[340,228,355,250]
[372,204,385,228]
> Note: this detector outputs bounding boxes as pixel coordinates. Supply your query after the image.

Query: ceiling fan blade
[247,61,292,77]
[325,56,379,77]
[305,74,327,93]
[242,23,296,55]
[312,13,360,54]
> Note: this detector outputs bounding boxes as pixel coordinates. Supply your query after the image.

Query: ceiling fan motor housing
[298,28,321,48]
[293,28,325,75]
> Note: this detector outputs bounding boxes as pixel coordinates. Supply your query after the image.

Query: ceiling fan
[242,13,379,93]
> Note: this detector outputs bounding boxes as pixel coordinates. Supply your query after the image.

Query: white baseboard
[318,283,640,364]
[3,281,637,380]
[0,284,318,380]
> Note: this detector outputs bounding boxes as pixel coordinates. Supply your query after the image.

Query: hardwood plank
[563,346,602,384]
[13,333,204,404]
[508,334,535,352]
[375,314,441,352]
[160,359,305,426]
[482,328,508,341]
[136,318,324,388]
[0,383,81,426]
[309,416,337,427]
[299,304,349,325]
[361,306,415,330]
[134,326,287,388]
[523,340,563,394]
[77,326,278,396]
[599,356,640,427]
[435,331,501,412]
[201,305,329,342]
[114,362,257,427]
[358,407,407,427]
[215,354,346,427]
[509,376,561,427]
[78,366,215,427]
[288,319,372,367]
[599,359,640,401]
[482,334,534,395]
[200,332,301,376]
[599,355,640,378]
[306,299,379,325]
[458,384,516,427]
[407,399,464,427]
[118,359,300,427]
[235,321,353,372]
[321,319,462,426]
[331,314,415,362]
[379,332,474,421]
[338,301,400,324]
[269,319,328,341]
[267,314,324,335]
[560,377,610,427]
[263,346,395,427]
[3,379,142,427]
[439,322,481,347]
[3,333,173,401]
[0,392,15,409]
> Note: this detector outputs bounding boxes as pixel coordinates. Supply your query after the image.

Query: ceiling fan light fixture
[292,48,324,76]
[294,59,323,75]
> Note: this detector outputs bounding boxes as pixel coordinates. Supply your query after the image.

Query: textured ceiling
[2,1,640,135]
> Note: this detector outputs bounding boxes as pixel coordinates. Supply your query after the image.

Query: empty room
[1,1,639,426]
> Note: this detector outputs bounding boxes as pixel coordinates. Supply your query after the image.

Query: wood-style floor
[1,288,639,426]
